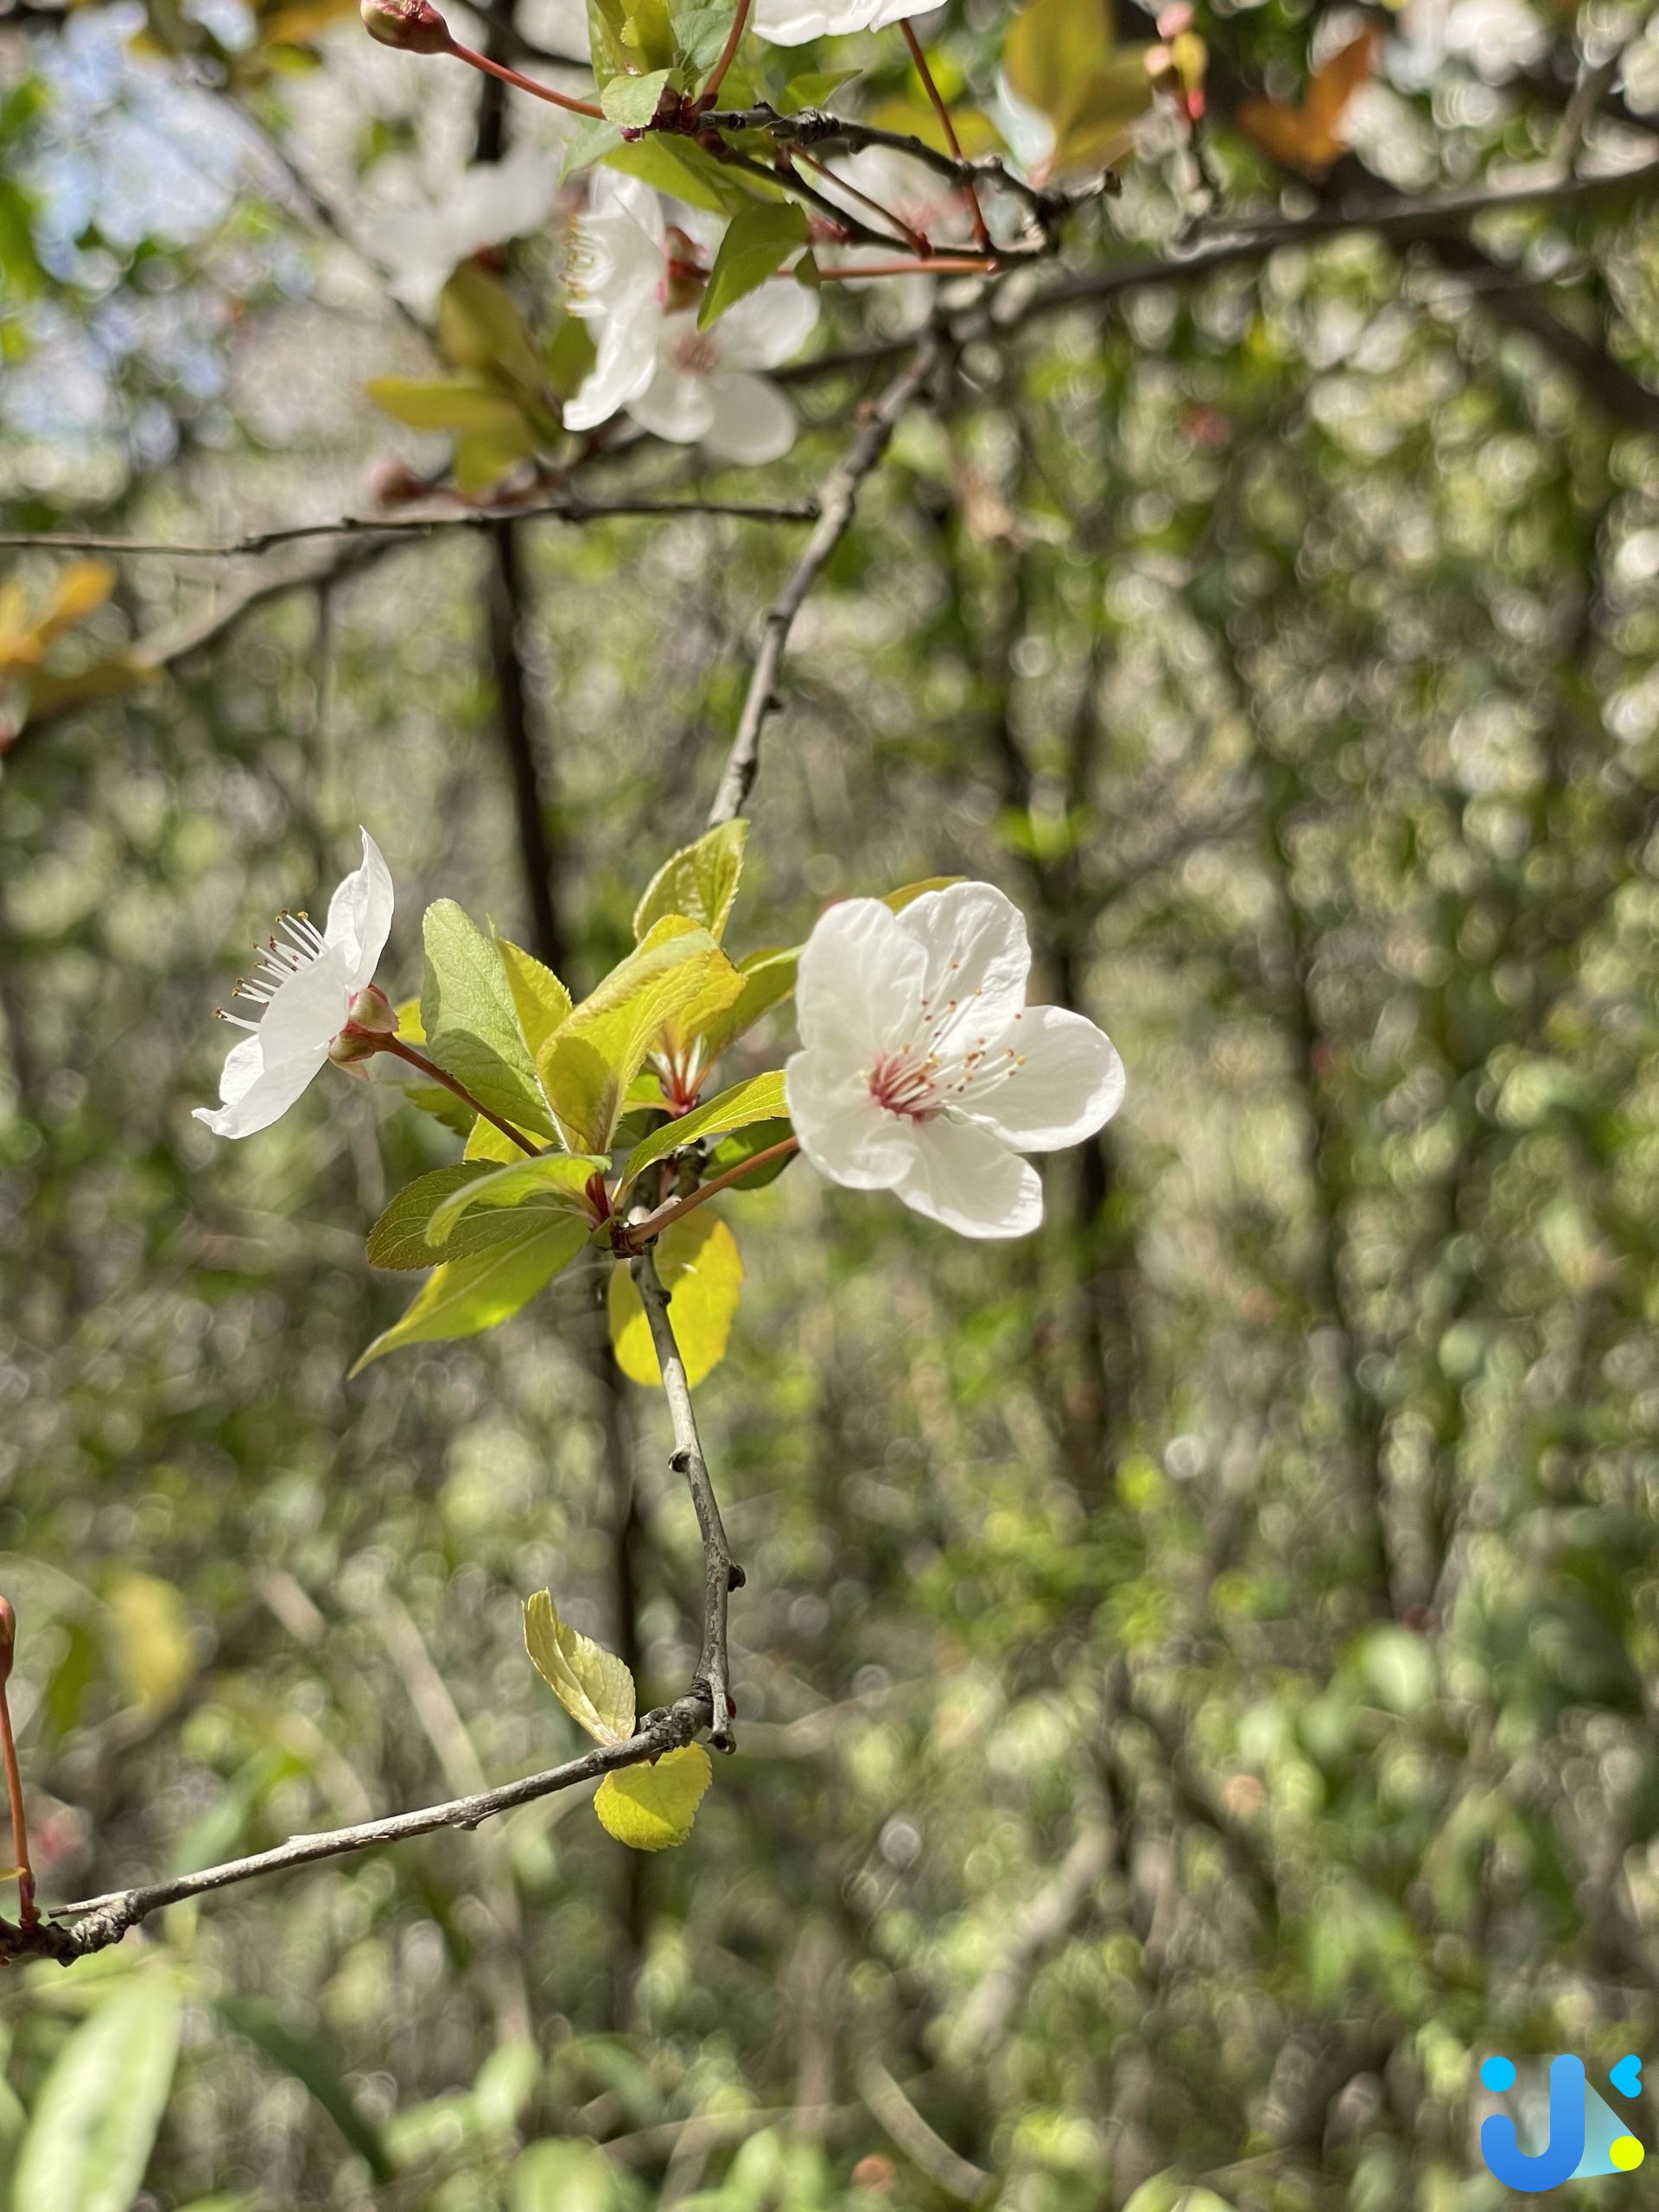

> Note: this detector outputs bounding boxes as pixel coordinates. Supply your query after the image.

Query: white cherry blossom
[365,142,565,317]
[751,0,937,47]
[564,173,817,463]
[196,830,395,1141]
[785,882,1125,1238]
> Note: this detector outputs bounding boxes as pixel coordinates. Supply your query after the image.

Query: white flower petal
[785,1049,913,1190]
[628,355,720,446]
[717,279,819,372]
[896,1114,1043,1238]
[194,1033,330,1140]
[750,0,933,42]
[957,1003,1125,1151]
[323,828,395,991]
[700,372,798,465]
[897,880,1032,1055]
[794,896,928,1062]
[258,940,356,1052]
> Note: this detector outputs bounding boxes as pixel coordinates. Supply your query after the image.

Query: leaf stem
[0,1601,37,1929]
[445,37,606,118]
[376,1035,542,1156]
[899,22,991,250]
[699,0,751,108]
[620,1135,799,1250]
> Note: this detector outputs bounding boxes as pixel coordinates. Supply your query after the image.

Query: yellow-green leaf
[594,1745,713,1850]
[608,1213,742,1389]
[698,201,810,331]
[365,376,531,436]
[524,1589,634,1745]
[537,920,741,1154]
[421,899,557,1141]
[619,1070,787,1192]
[351,1217,585,1373]
[367,1164,537,1268]
[632,819,749,943]
[494,930,574,1056]
[425,1151,608,1247]
[105,1572,194,1713]
[437,264,546,395]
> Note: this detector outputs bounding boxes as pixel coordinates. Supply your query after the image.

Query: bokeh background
[4,0,1659,2205]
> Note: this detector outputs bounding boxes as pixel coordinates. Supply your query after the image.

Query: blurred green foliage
[3,0,1659,2208]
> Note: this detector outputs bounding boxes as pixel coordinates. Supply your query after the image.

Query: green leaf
[524,1588,635,1744]
[608,1213,742,1388]
[1051,59,1154,174]
[778,67,858,113]
[594,1744,713,1849]
[453,418,540,496]
[351,1217,586,1373]
[600,67,672,126]
[697,200,810,330]
[366,1165,537,1268]
[437,264,547,395]
[604,132,779,214]
[588,0,676,82]
[619,1069,786,1192]
[365,376,531,436]
[13,1976,181,2212]
[632,819,749,941]
[537,920,742,1155]
[426,1151,609,1247]
[673,0,735,77]
[493,931,574,1056]
[218,1999,394,2183]
[420,899,557,1141]
[562,113,626,177]
[707,1115,796,1190]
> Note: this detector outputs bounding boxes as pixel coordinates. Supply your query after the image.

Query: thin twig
[706,336,944,826]
[629,1249,744,1755]
[0,494,819,561]
[620,1136,798,1249]
[899,22,990,251]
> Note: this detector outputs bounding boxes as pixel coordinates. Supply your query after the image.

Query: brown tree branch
[628,1248,743,1755]
[706,337,944,827]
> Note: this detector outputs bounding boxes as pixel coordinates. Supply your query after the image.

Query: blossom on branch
[365,143,566,317]
[196,830,396,1141]
[785,882,1125,1238]
[563,175,817,463]
[750,0,935,46]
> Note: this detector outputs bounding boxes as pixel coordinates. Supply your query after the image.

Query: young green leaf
[608,1213,743,1388]
[777,66,858,112]
[632,818,749,942]
[493,930,574,1056]
[13,1975,182,2212]
[537,921,742,1154]
[365,377,532,436]
[594,1745,713,1849]
[619,1069,787,1192]
[351,1216,586,1373]
[436,264,547,396]
[600,66,672,126]
[707,1115,796,1190]
[562,113,626,177]
[673,0,735,77]
[425,1151,609,1247]
[524,1589,635,1743]
[367,1164,536,1268]
[421,899,557,1141]
[697,201,810,331]
[605,133,779,215]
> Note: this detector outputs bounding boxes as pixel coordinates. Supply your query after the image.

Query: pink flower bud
[1157,2,1193,35]
[360,0,452,54]
[347,984,401,1034]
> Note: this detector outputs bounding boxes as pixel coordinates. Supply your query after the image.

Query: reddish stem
[374,1034,541,1156]
[0,1602,37,1929]
[899,21,991,251]
[621,1135,799,1251]
[816,256,1001,280]
[699,0,751,108]
[446,37,606,118]
[794,150,930,257]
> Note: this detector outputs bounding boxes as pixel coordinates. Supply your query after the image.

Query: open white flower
[564,173,818,463]
[365,142,565,317]
[195,830,395,1141]
[751,0,934,46]
[785,882,1125,1238]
